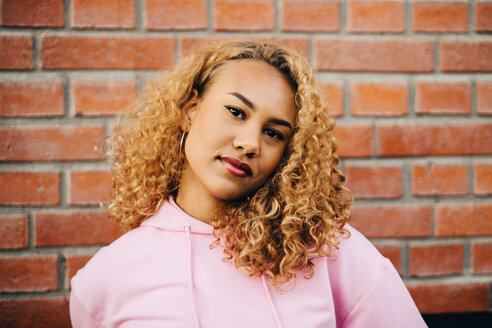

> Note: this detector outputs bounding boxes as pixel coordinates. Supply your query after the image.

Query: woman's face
[179,59,296,201]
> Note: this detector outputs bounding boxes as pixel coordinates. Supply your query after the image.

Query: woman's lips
[220,157,252,177]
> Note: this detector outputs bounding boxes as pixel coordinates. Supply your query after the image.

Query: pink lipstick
[220,157,252,177]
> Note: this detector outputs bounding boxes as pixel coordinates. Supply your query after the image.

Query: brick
[314,39,434,72]
[70,170,112,205]
[345,166,402,199]
[34,211,121,246]
[409,243,464,277]
[350,205,432,238]
[408,283,490,314]
[146,0,207,30]
[73,80,136,116]
[0,172,59,205]
[2,0,64,27]
[473,163,492,195]
[435,204,492,237]
[440,40,492,72]
[477,82,492,115]
[0,297,70,328]
[376,123,492,156]
[412,163,468,196]
[0,35,33,70]
[0,81,64,117]
[412,1,468,33]
[374,243,401,273]
[0,256,58,292]
[66,254,93,287]
[320,82,343,117]
[72,0,134,28]
[0,126,104,161]
[282,0,339,32]
[332,124,373,158]
[476,2,492,32]
[180,37,309,59]
[350,82,407,116]
[472,242,492,274]
[347,0,405,33]
[415,82,471,115]
[0,215,28,249]
[41,35,174,70]
[214,0,274,31]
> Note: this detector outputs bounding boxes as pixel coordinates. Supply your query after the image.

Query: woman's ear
[179,89,199,131]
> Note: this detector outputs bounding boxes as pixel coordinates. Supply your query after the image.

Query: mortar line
[402,241,410,279]
[464,240,472,276]
[274,0,281,34]
[64,0,71,30]
[135,0,145,32]
[206,0,213,32]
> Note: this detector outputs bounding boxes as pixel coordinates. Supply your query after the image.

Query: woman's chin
[209,188,252,203]
[213,193,247,202]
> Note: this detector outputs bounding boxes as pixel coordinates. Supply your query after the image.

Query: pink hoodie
[70,197,427,327]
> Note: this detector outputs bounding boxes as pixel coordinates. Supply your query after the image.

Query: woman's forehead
[205,60,297,118]
[208,60,292,95]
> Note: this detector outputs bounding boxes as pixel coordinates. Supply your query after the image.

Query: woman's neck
[175,173,218,225]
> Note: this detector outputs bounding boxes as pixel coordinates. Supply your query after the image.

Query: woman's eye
[264,128,284,141]
[225,106,245,119]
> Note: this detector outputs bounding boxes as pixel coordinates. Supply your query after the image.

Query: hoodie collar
[141,196,214,235]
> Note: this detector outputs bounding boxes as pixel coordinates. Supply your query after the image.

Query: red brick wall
[1,0,491,326]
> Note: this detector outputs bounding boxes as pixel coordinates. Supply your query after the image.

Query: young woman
[70,40,426,328]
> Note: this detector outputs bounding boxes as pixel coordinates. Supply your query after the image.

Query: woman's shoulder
[326,223,388,295]
[69,222,186,325]
[71,221,180,294]
[69,228,147,325]
[324,224,388,318]
[331,223,386,269]
[71,227,150,289]
[325,224,425,328]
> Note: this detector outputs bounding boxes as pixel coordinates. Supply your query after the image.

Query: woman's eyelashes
[225,105,245,120]
[225,105,284,141]
[263,128,284,141]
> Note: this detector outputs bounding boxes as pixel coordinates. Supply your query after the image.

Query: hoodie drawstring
[184,224,201,328]
[261,275,283,328]
[184,223,282,328]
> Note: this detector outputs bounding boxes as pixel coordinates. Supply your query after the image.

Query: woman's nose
[233,126,261,157]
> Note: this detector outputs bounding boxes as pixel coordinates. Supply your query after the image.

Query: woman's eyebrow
[269,118,292,130]
[228,92,255,109]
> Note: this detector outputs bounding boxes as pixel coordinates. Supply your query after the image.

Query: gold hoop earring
[179,132,187,155]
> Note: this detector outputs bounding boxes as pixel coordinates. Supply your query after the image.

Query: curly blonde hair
[107,40,353,289]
